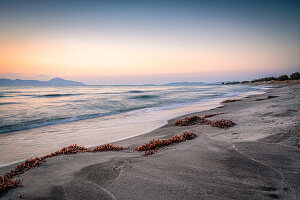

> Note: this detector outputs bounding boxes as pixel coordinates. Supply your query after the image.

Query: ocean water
[0,85,265,165]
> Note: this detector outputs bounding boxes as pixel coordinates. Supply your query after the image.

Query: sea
[0,85,266,166]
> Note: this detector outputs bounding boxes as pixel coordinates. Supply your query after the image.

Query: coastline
[239,79,300,86]
[1,84,299,199]
[0,86,265,166]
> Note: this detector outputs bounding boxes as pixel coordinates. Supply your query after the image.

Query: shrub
[277,75,289,81]
[251,77,277,82]
[290,72,300,80]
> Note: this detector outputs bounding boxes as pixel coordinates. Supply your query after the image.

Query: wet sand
[1,84,299,200]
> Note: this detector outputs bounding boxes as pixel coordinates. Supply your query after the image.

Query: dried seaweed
[0,156,45,193]
[144,150,158,156]
[175,114,235,129]
[90,144,128,152]
[209,119,236,129]
[222,99,240,103]
[253,95,279,102]
[175,113,225,126]
[136,131,197,154]
[175,115,202,126]
[0,144,128,194]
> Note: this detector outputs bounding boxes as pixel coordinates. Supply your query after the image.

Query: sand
[1,84,299,200]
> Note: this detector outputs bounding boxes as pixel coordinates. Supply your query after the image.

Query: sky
[0,0,299,84]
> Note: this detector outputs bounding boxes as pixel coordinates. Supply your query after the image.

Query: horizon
[1,70,299,85]
[1,0,300,84]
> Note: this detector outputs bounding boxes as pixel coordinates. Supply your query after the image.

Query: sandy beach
[1,84,299,200]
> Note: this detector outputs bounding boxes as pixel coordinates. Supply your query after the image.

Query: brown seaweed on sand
[198,118,236,129]
[0,143,128,194]
[0,156,45,194]
[175,113,235,129]
[144,149,158,156]
[175,113,225,126]
[222,99,240,103]
[253,95,279,102]
[209,119,236,129]
[175,115,202,126]
[90,144,128,152]
[0,175,20,194]
[136,131,197,153]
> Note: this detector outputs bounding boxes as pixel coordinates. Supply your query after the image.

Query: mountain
[47,78,85,86]
[162,82,207,86]
[0,78,86,86]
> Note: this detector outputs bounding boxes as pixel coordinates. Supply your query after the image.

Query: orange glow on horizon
[0,35,299,78]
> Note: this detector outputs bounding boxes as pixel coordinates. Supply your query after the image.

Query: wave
[0,117,69,134]
[127,90,145,93]
[0,103,159,134]
[35,93,83,98]
[128,95,158,100]
[116,105,150,113]
[0,85,265,134]
[0,114,106,134]
[0,105,152,134]
[3,91,22,93]
[0,102,21,105]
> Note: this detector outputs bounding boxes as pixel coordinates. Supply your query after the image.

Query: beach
[0,85,263,165]
[0,84,299,199]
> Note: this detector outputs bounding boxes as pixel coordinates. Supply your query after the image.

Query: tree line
[223,72,300,84]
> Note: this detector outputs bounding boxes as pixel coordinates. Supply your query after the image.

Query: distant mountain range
[162,82,207,86]
[0,78,85,86]
[0,78,226,86]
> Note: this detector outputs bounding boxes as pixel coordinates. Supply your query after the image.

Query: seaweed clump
[222,99,240,103]
[0,156,46,194]
[0,144,128,194]
[209,119,236,129]
[175,115,202,126]
[253,95,279,102]
[175,113,236,130]
[175,113,225,126]
[199,118,236,129]
[144,150,158,156]
[0,175,19,194]
[44,144,89,158]
[90,144,128,152]
[175,113,235,128]
[136,131,197,155]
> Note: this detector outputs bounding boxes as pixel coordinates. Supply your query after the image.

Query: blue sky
[0,0,299,84]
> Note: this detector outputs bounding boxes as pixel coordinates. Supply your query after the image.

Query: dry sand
[1,84,299,200]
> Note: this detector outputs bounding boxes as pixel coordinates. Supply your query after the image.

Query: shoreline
[239,79,300,86]
[1,84,299,199]
[91,88,267,151]
[0,86,265,166]
[0,84,264,136]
